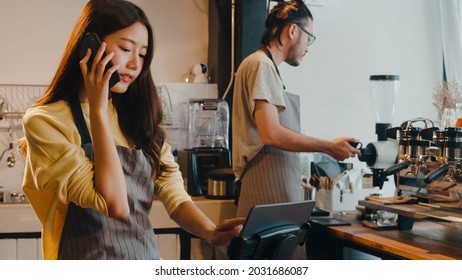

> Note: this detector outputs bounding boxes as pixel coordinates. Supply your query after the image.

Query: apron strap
[260,46,286,90]
[69,94,92,144]
[234,180,241,206]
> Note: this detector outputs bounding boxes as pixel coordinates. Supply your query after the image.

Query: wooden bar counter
[306,212,462,260]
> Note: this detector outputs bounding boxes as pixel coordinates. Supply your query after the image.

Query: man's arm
[253,99,359,161]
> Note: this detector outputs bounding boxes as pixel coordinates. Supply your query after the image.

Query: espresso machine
[416,126,462,200]
[376,119,462,206]
[393,118,438,195]
[425,127,462,183]
[177,98,232,196]
[356,76,462,221]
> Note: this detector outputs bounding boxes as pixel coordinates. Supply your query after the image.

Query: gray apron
[236,91,303,218]
[58,96,160,259]
[236,91,305,259]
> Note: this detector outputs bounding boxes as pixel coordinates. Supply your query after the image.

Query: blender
[358,75,402,191]
[177,98,232,196]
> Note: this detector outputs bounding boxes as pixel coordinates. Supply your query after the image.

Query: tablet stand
[227,222,311,260]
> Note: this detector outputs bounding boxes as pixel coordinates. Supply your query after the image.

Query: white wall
[0,0,84,85]
[137,0,209,83]
[0,0,209,85]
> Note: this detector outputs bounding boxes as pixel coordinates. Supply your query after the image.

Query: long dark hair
[35,0,165,178]
[261,0,313,46]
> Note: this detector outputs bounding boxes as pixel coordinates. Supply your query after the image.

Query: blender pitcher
[187,98,229,149]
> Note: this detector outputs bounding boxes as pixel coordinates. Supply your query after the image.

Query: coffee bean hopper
[358,75,401,191]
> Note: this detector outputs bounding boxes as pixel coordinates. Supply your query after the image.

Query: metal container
[206,168,235,199]
[0,191,28,204]
[444,127,462,162]
[433,130,446,161]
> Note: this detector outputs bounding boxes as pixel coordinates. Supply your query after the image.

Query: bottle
[442,108,456,128]
[456,103,462,127]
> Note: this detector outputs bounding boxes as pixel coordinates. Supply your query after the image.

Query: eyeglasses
[295,23,316,46]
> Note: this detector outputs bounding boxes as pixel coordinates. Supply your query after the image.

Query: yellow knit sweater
[21,100,191,259]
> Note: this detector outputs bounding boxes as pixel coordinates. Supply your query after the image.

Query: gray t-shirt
[232,51,286,179]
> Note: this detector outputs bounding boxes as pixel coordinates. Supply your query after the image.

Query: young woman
[20,0,244,260]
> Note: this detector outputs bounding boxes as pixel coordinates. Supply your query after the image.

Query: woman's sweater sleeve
[22,105,108,215]
[154,142,192,216]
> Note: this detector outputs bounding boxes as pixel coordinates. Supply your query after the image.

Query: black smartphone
[79,33,121,88]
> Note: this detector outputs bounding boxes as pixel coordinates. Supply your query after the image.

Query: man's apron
[236,91,304,218]
[58,96,160,259]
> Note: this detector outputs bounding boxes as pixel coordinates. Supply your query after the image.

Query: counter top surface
[5,198,462,259]
[0,196,236,234]
[315,213,462,260]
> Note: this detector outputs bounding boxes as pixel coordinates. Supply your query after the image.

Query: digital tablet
[239,200,316,239]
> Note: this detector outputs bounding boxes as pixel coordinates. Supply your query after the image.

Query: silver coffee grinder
[358,75,401,191]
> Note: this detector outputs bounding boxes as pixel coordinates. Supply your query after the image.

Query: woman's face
[103,22,149,94]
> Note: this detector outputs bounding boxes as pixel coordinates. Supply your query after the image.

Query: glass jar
[455,103,462,127]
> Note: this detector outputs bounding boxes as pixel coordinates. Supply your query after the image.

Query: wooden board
[323,214,462,259]
[359,200,462,223]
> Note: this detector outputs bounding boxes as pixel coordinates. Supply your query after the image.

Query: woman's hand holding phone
[79,33,121,88]
[79,34,120,111]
